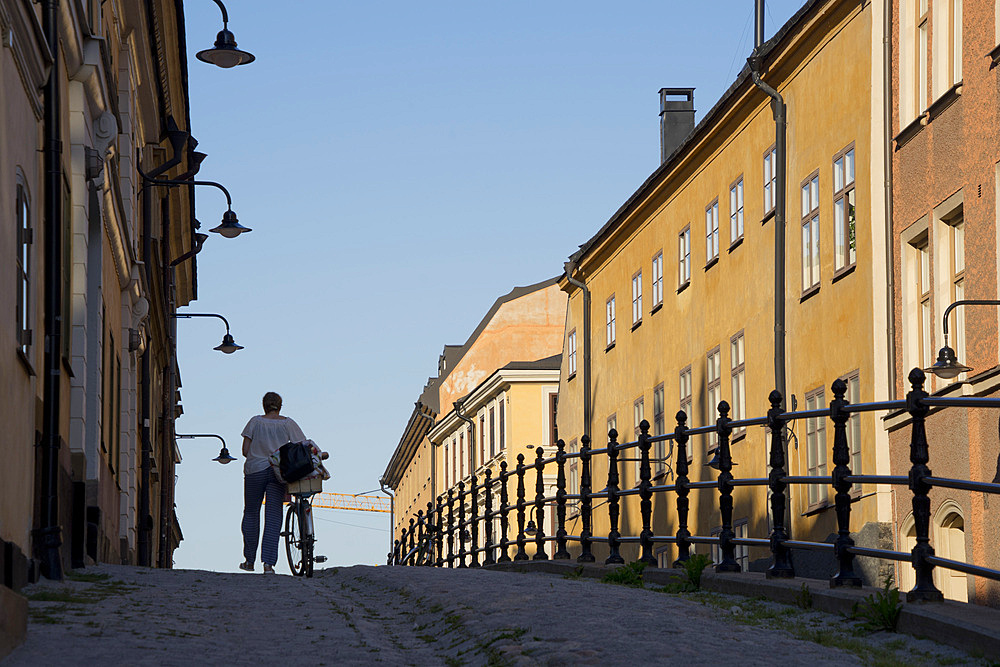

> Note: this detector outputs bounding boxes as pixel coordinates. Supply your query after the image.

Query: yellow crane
[311,492,391,513]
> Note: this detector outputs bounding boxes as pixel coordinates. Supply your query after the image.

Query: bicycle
[281,450,330,577]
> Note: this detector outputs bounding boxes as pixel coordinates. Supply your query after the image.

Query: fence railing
[390,368,1000,602]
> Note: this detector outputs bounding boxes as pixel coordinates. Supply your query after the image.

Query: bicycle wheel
[284,502,304,576]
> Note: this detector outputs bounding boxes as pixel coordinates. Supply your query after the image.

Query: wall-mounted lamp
[176,433,237,464]
[173,312,244,353]
[196,0,256,68]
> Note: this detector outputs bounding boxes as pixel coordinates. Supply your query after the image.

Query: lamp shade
[524,520,537,536]
[196,29,255,68]
[213,447,238,464]
[214,333,244,354]
[209,210,252,238]
[925,345,973,379]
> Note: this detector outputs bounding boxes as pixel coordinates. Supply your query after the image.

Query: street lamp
[196,0,256,68]
[176,433,237,464]
[173,312,244,353]
[137,165,252,239]
[925,299,1000,379]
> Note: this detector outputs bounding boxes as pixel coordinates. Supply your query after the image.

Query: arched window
[15,177,32,362]
[934,503,968,602]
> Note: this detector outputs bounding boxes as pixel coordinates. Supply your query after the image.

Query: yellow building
[556,0,893,579]
[383,278,565,562]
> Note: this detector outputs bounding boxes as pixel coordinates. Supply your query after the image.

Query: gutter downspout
[39,0,64,580]
[750,0,791,535]
[884,0,896,399]
[564,261,591,442]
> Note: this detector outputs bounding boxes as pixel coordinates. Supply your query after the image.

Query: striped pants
[242,467,286,566]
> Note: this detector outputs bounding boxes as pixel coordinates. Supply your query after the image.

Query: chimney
[659,88,695,163]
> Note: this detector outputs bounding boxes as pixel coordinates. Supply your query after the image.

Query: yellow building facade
[383,279,565,560]
[556,0,893,578]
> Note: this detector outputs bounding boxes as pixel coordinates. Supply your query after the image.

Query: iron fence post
[830,379,862,586]
[673,411,692,567]
[457,481,467,568]
[392,538,400,566]
[399,530,406,565]
[577,435,595,563]
[470,474,480,568]
[417,509,426,566]
[554,439,570,559]
[533,446,549,560]
[447,489,455,568]
[606,429,625,565]
[498,461,512,562]
[483,468,496,565]
[638,420,656,566]
[408,518,415,566]
[514,454,529,561]
[435,496,444,567]
[766,390,795,578]
[715,401,741,572]
[906,368,944,602]
[425,501,436,567]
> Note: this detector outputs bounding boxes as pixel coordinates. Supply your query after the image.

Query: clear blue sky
[172,0,805,573]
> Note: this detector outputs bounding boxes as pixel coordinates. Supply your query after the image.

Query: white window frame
[631,271,643,326]
[679,226,691,287]
[606,295,616,348]
[633,396,645,485]
[805,387,828,506]
[680,366,693,463]
[706,199,719,263]
[833,145,857,273]
[567,329,577,377]
[801,171,821,293]
[730,176,744,244]
[651,251,663,309]
[764,146,777,215]
[16,181,32,360]
[653,383,666,474]
[706,347,721,452]
[730,331,745,435]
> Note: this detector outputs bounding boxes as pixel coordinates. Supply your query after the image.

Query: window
[705,199,719,263]
[763,146,777,215]
[801,172,820,292]
[549,393,559,446]
[452,436,458,486]
[679,226,691,287]
[489,405,496,458]
[833,147,856,272]
[459,431,465,480]
[651,251,663,308]
[607,414,617,444]
[730,332,745,435]
[706,347,721,452]
[568,439,579,497]
[468,425,474,473]
[653,384,666,474]
[915,235,933,369]
[633,396,645,484]
[479,414,486,465]
[499,398,505,451]
[843,371,862,489]
[951,0,963,85]
[631,271,643,326]
[805,388,828,506]
[934,0,963,97]
[567,329,577,377]
[444,441,450,488]
[711,521,749,570]
[16,183,32,360]
[917,0,929,112]
[950,215,966,371]
[730,177,744,243]
[680,366,693,463]
[606,295,616,348]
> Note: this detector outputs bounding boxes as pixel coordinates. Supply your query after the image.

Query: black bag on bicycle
[278,441,314,483]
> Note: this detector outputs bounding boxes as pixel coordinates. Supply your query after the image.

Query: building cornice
[0,0,53,119]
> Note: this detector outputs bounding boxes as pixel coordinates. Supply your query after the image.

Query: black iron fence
[391,369,1000,602]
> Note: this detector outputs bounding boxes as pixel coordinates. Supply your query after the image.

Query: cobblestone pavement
[3,564,988,666]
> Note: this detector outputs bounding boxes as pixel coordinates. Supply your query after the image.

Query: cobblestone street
[2,564,991,666]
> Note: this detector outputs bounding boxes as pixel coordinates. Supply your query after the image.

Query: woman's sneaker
[263,564,275,574]
[239,561,254,572]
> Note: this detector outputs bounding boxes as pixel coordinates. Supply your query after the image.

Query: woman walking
[240,391,306,573]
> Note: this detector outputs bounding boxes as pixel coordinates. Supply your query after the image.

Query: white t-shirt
[241,415,307,475]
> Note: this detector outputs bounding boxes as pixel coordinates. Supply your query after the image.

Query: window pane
[802,224,811,289]
[834,157,844,192]
[811,217,820,285]
[846,149,855,184]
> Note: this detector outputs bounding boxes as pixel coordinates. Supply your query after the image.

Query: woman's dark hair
[262,392,282,413]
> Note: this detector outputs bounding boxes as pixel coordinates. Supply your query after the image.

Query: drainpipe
[749,0,787,409]
[38,0,64,580]
[564,261,591,442]
[749,0,791,535]
[883,0,896,399]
